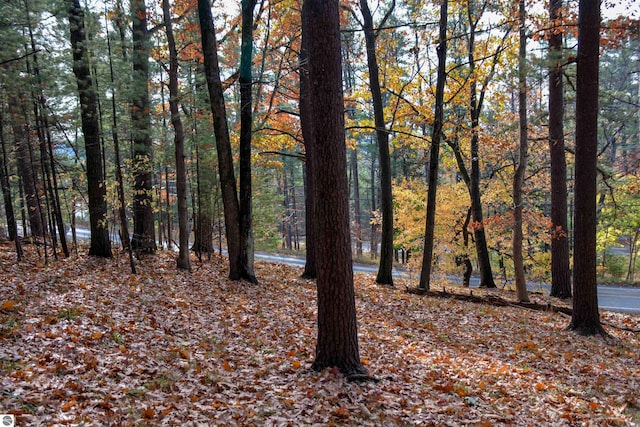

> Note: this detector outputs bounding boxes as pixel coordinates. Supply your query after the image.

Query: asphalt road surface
[255,252,640,315]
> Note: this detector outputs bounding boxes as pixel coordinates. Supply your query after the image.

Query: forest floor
[1,242,639,426]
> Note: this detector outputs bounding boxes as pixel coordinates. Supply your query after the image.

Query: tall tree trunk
[24,2,69,257]
[9,93,43,238]
[130,0,156,253]
[68,0,112,257]
[351,147,363,257]
[105,9,135,273]
[548,0,572,298]
[304,0,368,379]
[360,0,394,286]
[162,0,191,271]
[299,21,317,279]
[418,0,447,291]
[513,0,530,303]
[466,4,496,289]
[197,0,242,279]
[239,0,257,282]
[0,112,23,260]
[570,0,604,336]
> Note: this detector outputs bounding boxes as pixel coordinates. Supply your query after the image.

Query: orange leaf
[142,407,155,419]
[61,399,77,412]
[1,300,16,311]
[91,332,103,340]
[223,360,234,372]
[333,406,350,418]
[291,360,301,369]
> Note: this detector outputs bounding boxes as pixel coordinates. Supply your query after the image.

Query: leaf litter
[1,244,639,426]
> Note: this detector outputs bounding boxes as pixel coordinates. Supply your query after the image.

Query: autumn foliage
[1,243,639,425]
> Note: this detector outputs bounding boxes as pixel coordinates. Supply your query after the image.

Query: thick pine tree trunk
[68,0,112,258]
[299,27,317,279]
[198,0,242,279]
[548,0,572,298]
[162,0,191,271]
[304,0,368,379]
[418,0,447,291]
[570,0,604,336]
[130,0,156,253]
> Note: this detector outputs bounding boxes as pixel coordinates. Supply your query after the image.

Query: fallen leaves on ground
[1,244,639,426]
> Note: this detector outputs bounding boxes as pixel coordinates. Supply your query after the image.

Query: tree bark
[162,0,191,271]
[360,0,394,286]
[130,0,156,253]
[68,0,112,257]
[466,3,496,288]
[239,0,258,282]
[0,112,23,260]
[548,0,572,298]
[198,0,242,279]
[418,0,447,291]
[8,93,43,238]
[299,21,317,279]
[513,0,530,303]
[304,0,367,378]
[570,0,604,336]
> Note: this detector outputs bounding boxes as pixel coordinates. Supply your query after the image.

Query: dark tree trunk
[513,0,530,303]
[0,112,23,260]
[68,0,112,257]
[162,0,191,271]
[570,0,604,336]
[239,0,258,282]
[9,93,43,238]
[360,0,394,286]
[418,0,447,291]
[304,0,367,379]
[466,4,495,289]
[548,0,572,298]
[300,23,317,279]
[198,0,242,279]
[130,0,156,253]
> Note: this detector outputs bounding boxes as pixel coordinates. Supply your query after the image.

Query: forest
[1,0,639,424]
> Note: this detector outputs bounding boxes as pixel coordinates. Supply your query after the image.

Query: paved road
[255,252,640,315]
[58,230,639,315]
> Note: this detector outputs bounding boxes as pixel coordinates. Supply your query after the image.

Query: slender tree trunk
[570,0,604,336]
[105,13,135,273]
[351,147,363,257]
[360,0,394,286]
[68,0,112,257]
[304,0,368,379]
[239,0,257,282]
[418,0,447,291]
[24,3,69,257]
[198,0,242,279]
[0,113,23,260]
[466,5,495,289]
[300,23,317,279]
[548,0,572,298]
[513,0,530,303]
[162,0,191,271]
[130,0,156,253]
